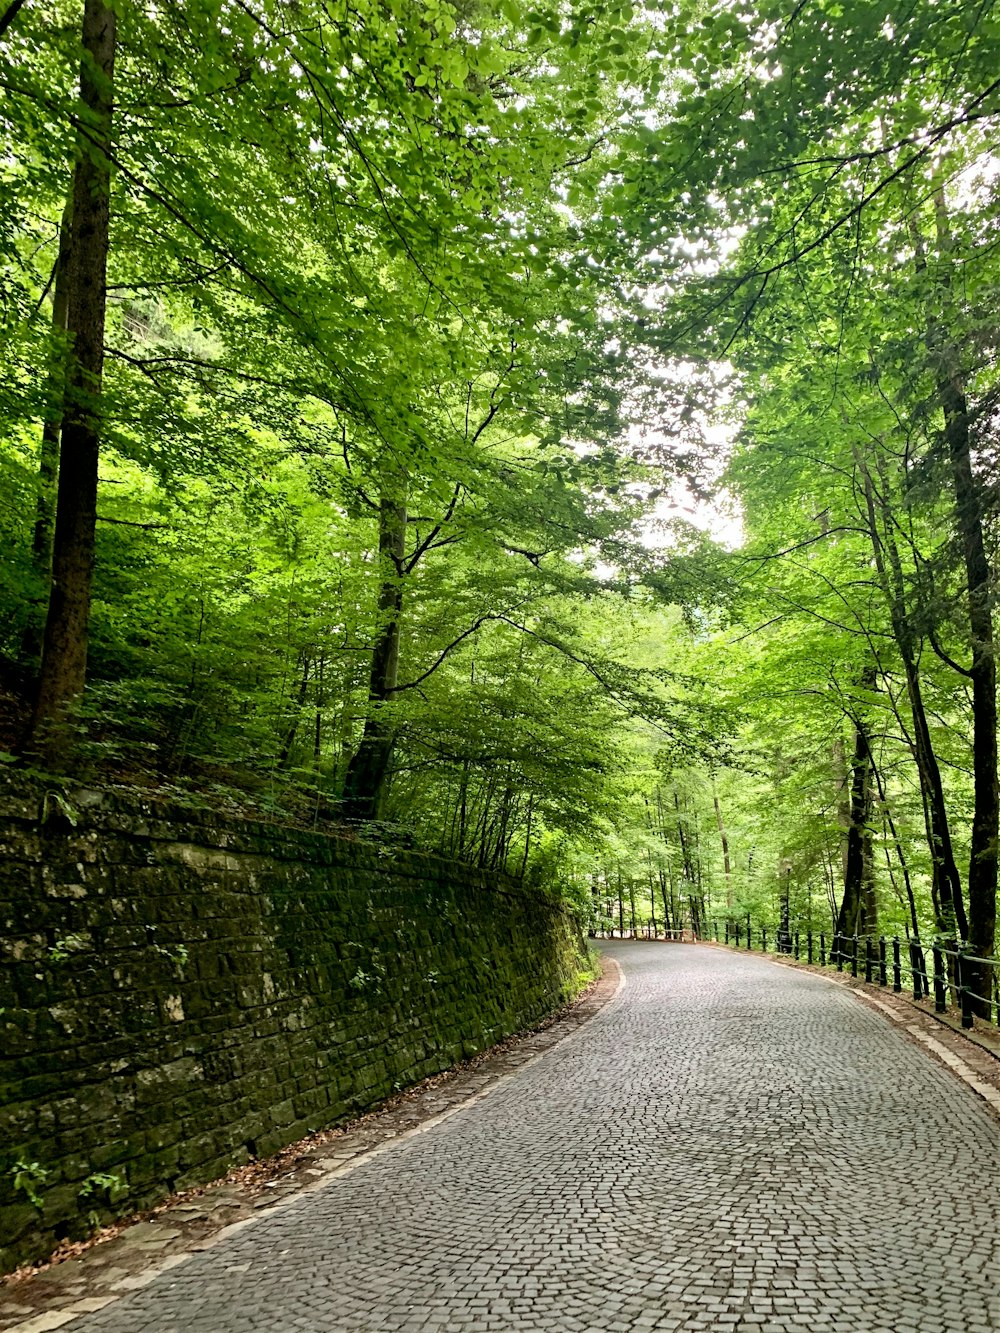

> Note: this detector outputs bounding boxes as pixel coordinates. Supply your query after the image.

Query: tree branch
[97,515,168,530]
[0,0,25,40]
[392,616,498,692]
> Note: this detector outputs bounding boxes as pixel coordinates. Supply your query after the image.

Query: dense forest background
[2,1,998,1008]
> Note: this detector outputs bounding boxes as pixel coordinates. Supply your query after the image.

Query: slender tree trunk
[277,654,310,770]
[780,865,791,952]
[666,852,679,928]
[471,768,499,864]
[674,791,695,884]
[26,0,116,762]
[692,813,706,926]
[518,793,533,878]
[313,651,324,767]
[21,195,74,663]
[674,792,702,936]
[0,0,27,39]
[932,193,997,1015]
[658,869,671,932]
[869,746,922,943]
[837,705,876,939]
[832,737,851,882]
[457,757,470,854]
[688,893,701,938]
[490,780,515,868]
[823,847,838,930]
[713,787,732,910]
[908,196,995,1013]
[646,851,658,936]
[859,459,967,938]
[341,486,406,821]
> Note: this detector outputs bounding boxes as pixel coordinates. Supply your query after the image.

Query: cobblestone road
[72,944,999,1333]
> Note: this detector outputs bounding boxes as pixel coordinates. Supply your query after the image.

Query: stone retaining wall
[0,787,587,1271]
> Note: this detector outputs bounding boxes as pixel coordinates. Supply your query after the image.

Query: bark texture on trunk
[930,194,997,1015]
[713,790,732,909]
[341,490,406,821]
[27,0,115,762]
[837,714,877,939]
[859,461,968,938]
[21,195,74,663]
[277,655,311,771]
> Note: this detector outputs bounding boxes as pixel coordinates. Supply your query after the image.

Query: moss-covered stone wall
[0,787,587,1271]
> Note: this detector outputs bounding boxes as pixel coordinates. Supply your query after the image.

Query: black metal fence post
[761,926,767,952]
[735,922,741,948]
[794,931,800,960]
[820,932,826,966]
[932,945,946,1012]
[954,945,963,1020]
[878,936,887,987]
[892,937,902,993]
[864,937,873,984]
[962,977,975,1028]
[835,932,843,972]
[956,947,974,1029]
[713,920,719,942]
[807,931,813,965]
[851,935,859,978]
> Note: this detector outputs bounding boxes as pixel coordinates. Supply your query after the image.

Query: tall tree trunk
[456,757,470,854]
[905,196,995,1012]
[313,651,324,768]
[26,0,116,762]
[713,787,732,910]
[931,191,997,1016]
[277,654,310,771]
[837,705,876,939]
[859,458,968,938]
[666,853,679,929]
[518,793,533,878]
[658,868,671,932]
[831,737,850,882]
[674,790,695,884]
[341,487,406,821]
[869,745,922,943]
[21,195,74,663]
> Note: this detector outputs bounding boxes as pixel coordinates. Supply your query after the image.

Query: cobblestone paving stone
[64,944,1000,1333]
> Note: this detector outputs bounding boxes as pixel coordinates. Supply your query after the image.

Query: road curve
[72,942,999,1333]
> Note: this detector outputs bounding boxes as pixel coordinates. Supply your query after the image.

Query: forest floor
[0,665,354,837]
[3,943,998,1333]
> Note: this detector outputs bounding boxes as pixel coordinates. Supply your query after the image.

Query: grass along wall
[0,785,590,1271]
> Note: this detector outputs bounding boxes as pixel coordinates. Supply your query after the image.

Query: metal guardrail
[712,919,999,1030]
[591,928,696,943]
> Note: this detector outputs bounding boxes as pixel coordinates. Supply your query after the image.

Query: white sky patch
[633,410,744,554]
[643,479,744,551]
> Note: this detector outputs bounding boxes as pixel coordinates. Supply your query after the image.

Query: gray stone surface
[66,944,1000,1332]
[1,784,585,1270]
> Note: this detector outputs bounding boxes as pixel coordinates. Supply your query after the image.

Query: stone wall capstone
[0,787,588,1271]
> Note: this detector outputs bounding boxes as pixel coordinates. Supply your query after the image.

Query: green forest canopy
[2,0,998,1006]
